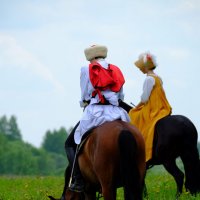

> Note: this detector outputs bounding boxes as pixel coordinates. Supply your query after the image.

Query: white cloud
[168,48,190,61]
[0,33,64,93]
[181,0,200,11]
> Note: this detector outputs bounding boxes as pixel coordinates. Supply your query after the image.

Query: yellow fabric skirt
[129,75,171,162]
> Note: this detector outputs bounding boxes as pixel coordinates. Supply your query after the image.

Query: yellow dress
[129,75,172,162]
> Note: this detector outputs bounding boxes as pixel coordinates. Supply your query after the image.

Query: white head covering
[134,52,157,69]
[84,45,108,61]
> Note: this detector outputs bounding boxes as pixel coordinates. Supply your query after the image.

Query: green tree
[36,148,57,175]
[0,140,38,175]
[42,127,68,156]
[0,133,8,174]
[0,115,9,135]
[0,115,22,141]
[7,116,22,141]
[0,115,68,176]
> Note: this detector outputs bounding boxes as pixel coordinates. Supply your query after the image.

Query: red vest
[89,62,125,103]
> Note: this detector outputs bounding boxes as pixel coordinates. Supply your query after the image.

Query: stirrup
[69,181,84,192]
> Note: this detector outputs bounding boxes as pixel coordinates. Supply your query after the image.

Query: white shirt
[141,74,162,103]
[79,59,124,107]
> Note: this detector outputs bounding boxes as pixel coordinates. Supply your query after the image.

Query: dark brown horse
[49,120,146,200]
[149,115,200,197]
[119,101,200,197]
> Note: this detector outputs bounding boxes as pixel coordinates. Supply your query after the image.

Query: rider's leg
[65,121,80,166]
[68,147,85,192]
[65,122,84,192]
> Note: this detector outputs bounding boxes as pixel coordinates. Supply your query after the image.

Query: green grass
[143,165,200,200]
[1,168,200,200]
[0,176,64,200]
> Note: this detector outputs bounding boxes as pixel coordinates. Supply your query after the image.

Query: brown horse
[49,120,146,200]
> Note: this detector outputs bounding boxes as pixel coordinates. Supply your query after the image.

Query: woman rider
[129,52,172,162]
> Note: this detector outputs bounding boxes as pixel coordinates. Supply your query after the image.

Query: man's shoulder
[81,66,89,73]
[81,65,88,69]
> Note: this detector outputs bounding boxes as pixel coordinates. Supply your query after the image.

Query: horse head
[64,189,84,200]
[48,189,84,200]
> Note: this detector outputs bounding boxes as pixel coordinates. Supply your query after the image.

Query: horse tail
[118,130,143,200]
[180,117,200,194]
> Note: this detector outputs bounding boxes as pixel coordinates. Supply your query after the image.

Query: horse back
[155,115,198,140]
[78,120,145,186]
[152,114,198,161]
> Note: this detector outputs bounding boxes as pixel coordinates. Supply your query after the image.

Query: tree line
[0,115,69,176]
[0,115,200,176]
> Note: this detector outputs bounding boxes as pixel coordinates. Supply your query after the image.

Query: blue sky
[0,0,200,147]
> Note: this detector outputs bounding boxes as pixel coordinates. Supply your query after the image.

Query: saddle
[77,127,96,154]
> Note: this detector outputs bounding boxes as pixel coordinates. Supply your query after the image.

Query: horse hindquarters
[118,130,144,200]
[181,140,200,194]
[154,115,200,195]
[178,116,200,194]
[181,147,200,194]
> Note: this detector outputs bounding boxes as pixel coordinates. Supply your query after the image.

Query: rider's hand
[80,100,89,108]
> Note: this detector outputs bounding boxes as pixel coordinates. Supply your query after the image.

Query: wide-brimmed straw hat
[84,45,108,61]
[134,52,157,70]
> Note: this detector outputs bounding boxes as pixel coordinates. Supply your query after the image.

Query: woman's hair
[150,66,156,70]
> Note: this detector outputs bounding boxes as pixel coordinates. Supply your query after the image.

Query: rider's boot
[65,147,75,168]
[69,155,85,192]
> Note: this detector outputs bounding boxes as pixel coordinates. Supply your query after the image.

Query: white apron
[74,104,130,144]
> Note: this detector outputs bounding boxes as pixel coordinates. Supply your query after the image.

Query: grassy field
[1,166,200,200]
